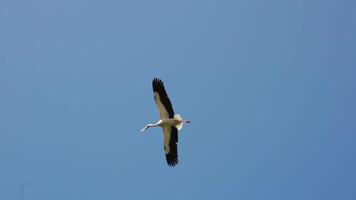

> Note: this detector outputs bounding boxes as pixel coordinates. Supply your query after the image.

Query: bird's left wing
[162,126,179,167]
[152,78,174,119]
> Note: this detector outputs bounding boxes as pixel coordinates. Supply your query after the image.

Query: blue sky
[1,0,356,199]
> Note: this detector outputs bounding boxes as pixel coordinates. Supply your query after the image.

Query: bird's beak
[141,125,149,133]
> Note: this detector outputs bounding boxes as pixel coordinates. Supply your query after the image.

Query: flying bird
[141,78,191,167]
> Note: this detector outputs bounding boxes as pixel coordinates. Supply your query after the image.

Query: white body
[140,114,189,132]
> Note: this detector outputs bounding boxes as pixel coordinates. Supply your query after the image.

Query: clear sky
[1,0,356,199]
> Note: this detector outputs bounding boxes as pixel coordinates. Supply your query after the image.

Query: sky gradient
[1,0,356,199]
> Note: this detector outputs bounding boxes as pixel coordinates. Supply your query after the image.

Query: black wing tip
[166,156,179,167]
[152,78,164,87]
[153,77,163,82]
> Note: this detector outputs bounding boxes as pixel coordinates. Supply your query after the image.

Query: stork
[141,78,191,167]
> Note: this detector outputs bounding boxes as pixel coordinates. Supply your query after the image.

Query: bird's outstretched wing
[152,78,174,119]
[162,126,179,167]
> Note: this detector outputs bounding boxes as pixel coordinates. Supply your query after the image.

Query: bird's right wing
[152,78,174,119]
[162,126,179,167]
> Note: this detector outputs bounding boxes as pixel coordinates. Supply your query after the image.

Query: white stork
[141,78,191,167]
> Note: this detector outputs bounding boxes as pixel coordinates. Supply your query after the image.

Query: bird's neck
[151,120,162,127]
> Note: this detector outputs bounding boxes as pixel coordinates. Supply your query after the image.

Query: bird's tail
[174,114,183,130]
